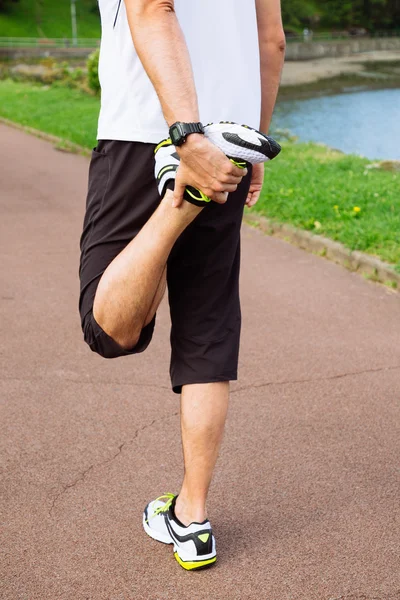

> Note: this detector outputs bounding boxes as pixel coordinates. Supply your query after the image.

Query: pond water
[272,88,400,160]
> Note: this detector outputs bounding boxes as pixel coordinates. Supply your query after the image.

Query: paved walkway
[1,123,399,600]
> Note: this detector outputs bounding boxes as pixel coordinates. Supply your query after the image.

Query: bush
[87,48,100,94]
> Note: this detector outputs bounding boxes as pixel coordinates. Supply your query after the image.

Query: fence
[0,32,399,48]
[0,37,99,48]
[285,30,400,43]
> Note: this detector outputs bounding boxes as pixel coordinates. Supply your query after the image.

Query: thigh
[167,168,252,392]
[79,140,159,323]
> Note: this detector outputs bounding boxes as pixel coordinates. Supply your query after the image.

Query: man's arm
[255,0,286,133]
[245,1,285,208]
[124,0,246,206]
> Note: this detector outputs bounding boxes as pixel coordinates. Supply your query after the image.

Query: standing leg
[168,169,253,520]
[142,171,251,570]
[175,382,229,525]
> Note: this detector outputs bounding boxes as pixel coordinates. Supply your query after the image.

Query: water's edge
[278,60,400,102]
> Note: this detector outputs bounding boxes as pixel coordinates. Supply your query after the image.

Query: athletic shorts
[79,140,252,393]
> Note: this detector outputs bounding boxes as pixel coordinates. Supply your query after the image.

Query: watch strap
[183,122,204,136]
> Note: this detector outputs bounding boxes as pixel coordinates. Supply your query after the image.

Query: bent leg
[79,140,202,357]
[143,265,167,327]
[93,190,201,349]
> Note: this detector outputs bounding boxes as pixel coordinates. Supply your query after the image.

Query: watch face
[170,124,183,146]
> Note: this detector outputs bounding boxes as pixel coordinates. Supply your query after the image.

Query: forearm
[255,0,286,133]
[259,38,285,133]
[124,0,199,125]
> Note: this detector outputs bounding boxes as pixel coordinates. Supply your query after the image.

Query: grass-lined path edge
[3,115,398,290]
[244,212,400,290]
[0,116,91,157]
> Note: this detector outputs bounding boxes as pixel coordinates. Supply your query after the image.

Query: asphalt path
[1,123,399,600]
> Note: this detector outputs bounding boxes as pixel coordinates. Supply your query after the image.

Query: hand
[173,134,248,207]
[246,163,264,208]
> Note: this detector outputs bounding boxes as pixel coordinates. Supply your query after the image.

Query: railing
[0,32,399,48]
[0,37,100,48]
[285,30,400,43]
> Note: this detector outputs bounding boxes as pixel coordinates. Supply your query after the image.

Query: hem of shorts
[84,310,156,358]
[96,129,169,144]
[172,374,238,395]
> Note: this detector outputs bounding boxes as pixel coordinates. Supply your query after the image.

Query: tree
[281,0,320,29]
[283,0,400,31]
[0,0,19,11]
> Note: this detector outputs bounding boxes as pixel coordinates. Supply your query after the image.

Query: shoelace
[146,493,175,523]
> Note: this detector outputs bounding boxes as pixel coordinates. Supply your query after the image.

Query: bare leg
[143,266,167,327]
[93,191,201,348]
[175,382,229,525]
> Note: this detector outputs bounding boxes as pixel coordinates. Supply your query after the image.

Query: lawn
[0,79,99,147]
[0,0,100,38]
[261,142,400,266]
[0,78,399,267]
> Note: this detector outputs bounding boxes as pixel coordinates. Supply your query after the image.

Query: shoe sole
[142,513,217,571]
[174,551,217,571]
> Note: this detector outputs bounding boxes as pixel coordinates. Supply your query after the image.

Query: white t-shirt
[97,0,261,143]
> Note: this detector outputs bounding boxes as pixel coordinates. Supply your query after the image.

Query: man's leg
[142,172,251,569]
[93,190,202,350]
[175,382,229,525]
[165,171,252,524]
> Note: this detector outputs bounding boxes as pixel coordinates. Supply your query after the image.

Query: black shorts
[79,140,252,393]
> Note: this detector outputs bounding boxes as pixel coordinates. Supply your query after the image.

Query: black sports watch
[169,122,204,147]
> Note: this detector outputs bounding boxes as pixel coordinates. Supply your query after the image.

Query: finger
[221,173,244,184]
[225,161,248,179]
[247,191,261,207]
[223,159,248,178]
[245,192,254,207]
[222,183,238,194]
[172,180,185,208]
[211,191,229,205]
[218,156,248,179]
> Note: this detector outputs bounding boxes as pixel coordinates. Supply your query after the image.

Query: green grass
[258,142,400,266]
[0,78,399,267]
[0,79,99,147]
[0,0,100,38]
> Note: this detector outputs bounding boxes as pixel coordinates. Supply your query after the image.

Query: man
[79,0,285,570]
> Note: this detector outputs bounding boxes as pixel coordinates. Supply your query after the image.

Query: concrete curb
[244,212,400,289]
[0,117,91,157]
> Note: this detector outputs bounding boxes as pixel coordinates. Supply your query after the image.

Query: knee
[90,333,140,359]
[92,305,142,353]
[96,325,141,355]
[82,311,154,359]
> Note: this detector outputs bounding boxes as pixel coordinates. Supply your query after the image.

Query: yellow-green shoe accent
[230,157,247,169]
[198,533,210,543]
[154,138,173,154]
[185,186,212,204]
[174,552,217,571]
[145,493,175,524]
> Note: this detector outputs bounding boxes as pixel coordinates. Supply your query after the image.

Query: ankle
[174,494,207,526]
[160,190,203,224]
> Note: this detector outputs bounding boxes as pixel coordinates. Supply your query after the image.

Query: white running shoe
[143,494,217,570]
[204,121,281,165]
[154,121,281,207]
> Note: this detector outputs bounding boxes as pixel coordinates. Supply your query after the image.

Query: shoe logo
[164,517,211,545]
[222,132,281,159]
